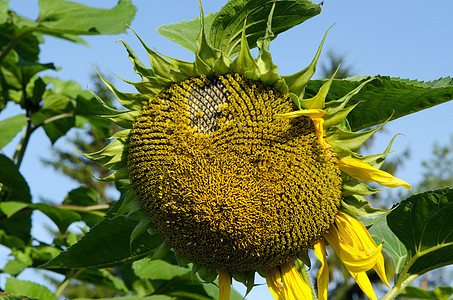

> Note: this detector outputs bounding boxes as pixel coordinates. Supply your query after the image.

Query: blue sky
[2,0,453,298]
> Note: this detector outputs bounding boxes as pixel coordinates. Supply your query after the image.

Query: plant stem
[55,268,85,297]
[13,118,33,169]
[300,266,317,300]
[382,274,418,300]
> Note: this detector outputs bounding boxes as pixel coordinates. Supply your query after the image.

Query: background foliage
[0,0,452,299]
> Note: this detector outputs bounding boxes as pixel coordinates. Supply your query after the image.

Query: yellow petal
[334,212,390,288]
[266,262,313,300]
[217,270,231,300]
[313,240,328,300]
[350,271,378,300]
[277,108,326,119]
[337,157,411,190]
[324,225,382,273]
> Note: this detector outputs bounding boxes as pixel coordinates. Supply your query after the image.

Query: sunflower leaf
[368,216,407,274]
[386,188,453,277]
[157,13,217,54]
[211,0,322,57]
[40,215,163,269]
[37,0,136,41]
[157,0,321,58]
[306,76,453,131]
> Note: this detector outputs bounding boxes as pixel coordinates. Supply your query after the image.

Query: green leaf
[4,278,57,300]
[399,286,453,300]
[157,0,321,57]
[0,154,31,203]
[157,13,217,54]
[210,0,322,57]
[63,186,101,206]
[387,188,453,277]
[0,229,26,249]
[33,203,82,233]
[31,94,75,144]
[368,216,407,274]
[40,215,163,269]
[306,76,453,131]
[132,259,190,280]
[76,268,130,294]
[37,0,136,37]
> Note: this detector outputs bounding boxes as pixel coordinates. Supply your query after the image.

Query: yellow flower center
[128,73,343,272]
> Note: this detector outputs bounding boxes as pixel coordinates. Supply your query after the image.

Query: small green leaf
[40,215,163,269]
[4,278,57,300]
[31,94,75,144]
[368,216,407,274]
[76,268,130,294]
[37,0,136,37]
[157,13,217,54]
[33,203,82,233]
[63,187,101,206]
[210,0,322,57]
[132,259,190,280]
[387,188,453,277]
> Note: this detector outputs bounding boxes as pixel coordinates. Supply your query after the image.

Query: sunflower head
[88,1,410,298]
[128,72,343,272]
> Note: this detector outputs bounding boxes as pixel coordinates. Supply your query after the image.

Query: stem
[55,268,85,297]
[382,274,418,300]
[12,112,74,168]
[55,204,110,216]
[300,266,317,300]
[13,118,33,169]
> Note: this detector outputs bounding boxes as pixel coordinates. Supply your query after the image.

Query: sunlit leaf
[306,76,453,131]
[132,259,190,281]
[368,216,407,274]
[157,0,321,57]
[37,0,136,39]
[4,278,57,300]
[157,13,217,54]
[0,115,28,150]
[210,0,322,57]
[387,188,453,276]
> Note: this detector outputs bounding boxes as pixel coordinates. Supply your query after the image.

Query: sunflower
[87,2,410,300]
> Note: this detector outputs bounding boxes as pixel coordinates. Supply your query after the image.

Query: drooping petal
[334,212,390,287]
[313,240,328,300]
[324,212,391,299]
[266,262,312,300]
[217,270,231,300]
[350,271,378,300]
[337,157,411,190]
[324,225,382,273]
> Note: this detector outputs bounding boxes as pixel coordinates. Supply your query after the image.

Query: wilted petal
[324,212,391,298]
[324,225,382,273]
[266,262,312,300]
[314,240,328,300]
[335,212,390,287]
[337,157,411,190]
[350,271,378,300]
[217,270,231,300]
